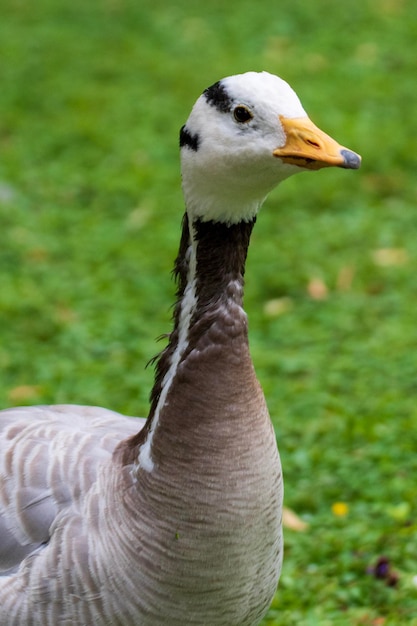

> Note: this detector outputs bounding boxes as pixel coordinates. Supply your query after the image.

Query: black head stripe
[203,81,233,113]
[179,125,200,151]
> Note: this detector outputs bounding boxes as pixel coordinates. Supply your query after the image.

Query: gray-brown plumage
[0,71,360,625]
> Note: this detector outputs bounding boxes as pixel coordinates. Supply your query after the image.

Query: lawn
[1,0,417,623]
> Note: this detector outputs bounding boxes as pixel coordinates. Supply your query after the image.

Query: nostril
[306,139,320,148]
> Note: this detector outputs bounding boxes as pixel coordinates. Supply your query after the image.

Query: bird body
[0,71,360,625]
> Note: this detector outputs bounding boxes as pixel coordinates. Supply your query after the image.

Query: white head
[180,71,360,224]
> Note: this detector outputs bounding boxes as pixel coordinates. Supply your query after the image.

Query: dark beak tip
[340,148,361,170]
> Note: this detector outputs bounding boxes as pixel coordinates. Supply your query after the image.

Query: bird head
[180,71,360,224]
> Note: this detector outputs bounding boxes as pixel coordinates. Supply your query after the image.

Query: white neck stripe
[137,221,197,472]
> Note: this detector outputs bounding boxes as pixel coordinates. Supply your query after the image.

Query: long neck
[150,214,255,411]
[122,213,258,469]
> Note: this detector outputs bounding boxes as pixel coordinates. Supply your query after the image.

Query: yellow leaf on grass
[282,507,308,532]
[263,297,293,317]
[387,501,410,521]
[371,248,409,267]
[337,265,355,291]
[8,385,42,404]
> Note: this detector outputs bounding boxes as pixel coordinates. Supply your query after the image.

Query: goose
[0,71,360,626]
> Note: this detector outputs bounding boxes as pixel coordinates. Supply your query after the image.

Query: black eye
[233,106,253,123]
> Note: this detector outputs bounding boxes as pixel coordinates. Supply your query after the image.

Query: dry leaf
[337,265,355,291]
[126,205,151,231]
[8,385,42,403]
[371,248,409,267]
[263,297,293,317]
[282,507,308,532]
[54,305,78,324]
[307,277,328,300]
[26,247,49,263]
[357,616,387,626]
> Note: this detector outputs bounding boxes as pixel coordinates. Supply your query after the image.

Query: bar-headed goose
[0,71,360,625]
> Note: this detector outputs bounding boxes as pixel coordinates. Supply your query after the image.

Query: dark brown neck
[149,214,255,413]
[191,216,255,313]
[120,213,256,463]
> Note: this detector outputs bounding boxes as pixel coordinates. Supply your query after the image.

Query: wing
[0,404,145,574]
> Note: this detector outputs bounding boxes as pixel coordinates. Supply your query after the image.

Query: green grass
[1,0,417,623]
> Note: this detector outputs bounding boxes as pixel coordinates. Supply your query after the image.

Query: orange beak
[273,115,361,170]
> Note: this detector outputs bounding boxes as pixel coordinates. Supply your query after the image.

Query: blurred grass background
[1,0,417,623]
